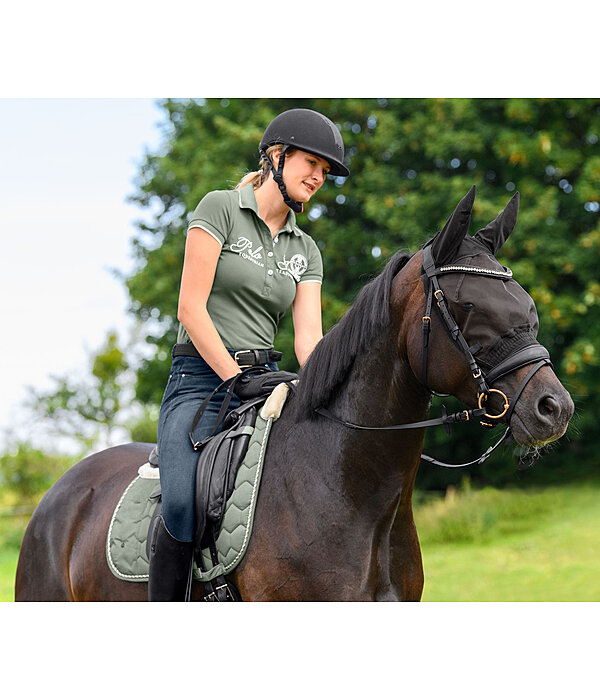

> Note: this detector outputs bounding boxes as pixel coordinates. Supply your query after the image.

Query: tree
[28,331,130,451]
[125,98,600,487]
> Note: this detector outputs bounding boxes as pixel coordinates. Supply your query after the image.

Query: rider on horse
[149,109,350,601]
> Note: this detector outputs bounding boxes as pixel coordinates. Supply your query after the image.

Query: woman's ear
[270,148,282,168]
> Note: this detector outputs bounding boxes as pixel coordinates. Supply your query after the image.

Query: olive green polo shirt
[177,184,323,350]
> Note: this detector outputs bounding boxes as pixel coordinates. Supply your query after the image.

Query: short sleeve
[298,237,323,284]
[187,190,233,246]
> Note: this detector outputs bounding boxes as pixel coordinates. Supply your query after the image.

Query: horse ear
[431,186,476,266]
[473,191,520,254]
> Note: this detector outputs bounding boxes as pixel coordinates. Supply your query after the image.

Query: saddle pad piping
[106,475,149,581]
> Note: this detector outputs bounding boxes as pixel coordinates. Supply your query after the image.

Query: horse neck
[281,254,431,513]
[324,327,430,503]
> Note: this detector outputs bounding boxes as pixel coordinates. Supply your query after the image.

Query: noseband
[315,244,553,469]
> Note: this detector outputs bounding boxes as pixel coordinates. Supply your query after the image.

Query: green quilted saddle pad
[106,412,273,583]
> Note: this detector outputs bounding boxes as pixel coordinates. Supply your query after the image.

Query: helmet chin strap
[259,145,304,213]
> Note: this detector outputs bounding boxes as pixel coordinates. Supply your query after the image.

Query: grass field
[0,510,30,603]
[416,480,600,601]
[1,480,598,602]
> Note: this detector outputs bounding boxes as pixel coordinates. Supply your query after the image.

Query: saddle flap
[194,404,259,555]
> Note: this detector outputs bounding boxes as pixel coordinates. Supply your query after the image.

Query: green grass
[0,510,29,603]
[0,547,19,602]
[1,481,598,601]
[416,480,600,601]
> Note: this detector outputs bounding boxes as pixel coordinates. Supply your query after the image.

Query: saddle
[146,396,265,600]
[146,376,294,601]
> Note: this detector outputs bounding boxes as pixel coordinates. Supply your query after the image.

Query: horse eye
[462,303,474,311]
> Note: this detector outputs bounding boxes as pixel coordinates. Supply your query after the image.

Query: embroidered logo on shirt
[229,237,264,266]
[277,254,308,282]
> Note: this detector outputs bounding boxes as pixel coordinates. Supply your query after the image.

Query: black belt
[172,343,282,367]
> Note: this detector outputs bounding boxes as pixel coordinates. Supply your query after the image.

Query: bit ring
[478,388,510,420]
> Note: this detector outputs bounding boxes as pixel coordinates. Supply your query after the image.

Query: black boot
[148,515,194,601]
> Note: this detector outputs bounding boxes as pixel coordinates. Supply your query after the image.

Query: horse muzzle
[481,345,574,446]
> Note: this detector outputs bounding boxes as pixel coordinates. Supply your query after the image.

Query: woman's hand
[234,371,299,401]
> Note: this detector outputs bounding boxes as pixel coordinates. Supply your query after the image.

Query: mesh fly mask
[420,242,552,430]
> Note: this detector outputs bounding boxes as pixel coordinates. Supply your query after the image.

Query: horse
[15,187,574,601]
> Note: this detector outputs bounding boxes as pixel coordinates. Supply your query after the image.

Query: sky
[0,98,165,452]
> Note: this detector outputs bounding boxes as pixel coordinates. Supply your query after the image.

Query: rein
[315,244,552,469]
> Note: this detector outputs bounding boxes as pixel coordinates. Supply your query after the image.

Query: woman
[149,108,350,601]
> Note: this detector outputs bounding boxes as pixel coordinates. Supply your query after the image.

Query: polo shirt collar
[238,184,299,235]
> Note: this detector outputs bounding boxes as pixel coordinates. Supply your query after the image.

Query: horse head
[404,185,574,447]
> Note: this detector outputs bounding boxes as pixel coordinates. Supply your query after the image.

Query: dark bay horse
[15,187,574,601]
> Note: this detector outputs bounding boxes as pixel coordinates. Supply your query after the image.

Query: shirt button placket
[263,229,275,297]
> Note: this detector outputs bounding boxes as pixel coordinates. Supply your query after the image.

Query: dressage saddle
[146,394,267,601]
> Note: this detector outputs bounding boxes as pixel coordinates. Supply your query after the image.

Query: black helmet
[258,108,350,213]
[260,108,350,177]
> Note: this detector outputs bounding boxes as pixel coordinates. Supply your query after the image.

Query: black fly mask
[421,186,551,427]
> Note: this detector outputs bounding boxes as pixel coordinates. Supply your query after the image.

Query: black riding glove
[234,371,298,401]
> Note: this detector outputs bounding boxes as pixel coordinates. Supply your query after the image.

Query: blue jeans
[157,349,278,542]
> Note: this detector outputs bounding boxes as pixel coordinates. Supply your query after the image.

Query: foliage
[126,404,159,444]
[27,331,130,450]
[0,443,71,502]
[414,476,565,545]
[125,98,600,488]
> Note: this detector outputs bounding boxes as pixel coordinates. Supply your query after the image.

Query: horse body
[15,188,574,602]
[16,444,151,601]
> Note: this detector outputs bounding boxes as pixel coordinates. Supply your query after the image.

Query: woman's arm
[177,227,241,380]
[291,281,323,367]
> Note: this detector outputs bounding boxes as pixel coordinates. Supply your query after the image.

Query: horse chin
[508,408,569,448]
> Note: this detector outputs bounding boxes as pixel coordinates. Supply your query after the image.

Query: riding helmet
[260,108,350,177]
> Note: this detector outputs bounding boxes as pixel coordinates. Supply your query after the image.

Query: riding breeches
[156,350,277,543]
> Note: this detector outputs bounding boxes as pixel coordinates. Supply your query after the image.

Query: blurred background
[1,97,599,602]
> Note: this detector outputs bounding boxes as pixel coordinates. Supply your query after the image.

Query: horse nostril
[538,395,559,418]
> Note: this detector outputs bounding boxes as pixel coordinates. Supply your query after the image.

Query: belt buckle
[234,349,253,368]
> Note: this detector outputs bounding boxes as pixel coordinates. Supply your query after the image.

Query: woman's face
[274,149,331,203]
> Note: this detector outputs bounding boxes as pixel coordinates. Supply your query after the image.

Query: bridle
[315,244,553,469]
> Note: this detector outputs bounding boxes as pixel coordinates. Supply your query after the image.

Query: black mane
[294,251,412,418]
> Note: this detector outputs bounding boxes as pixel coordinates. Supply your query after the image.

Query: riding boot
[148,515,194,601]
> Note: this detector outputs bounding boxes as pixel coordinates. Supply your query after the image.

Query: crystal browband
[438,265,513,278]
